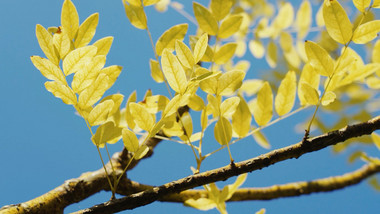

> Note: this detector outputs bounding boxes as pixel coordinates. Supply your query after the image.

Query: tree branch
[72,116,380,213]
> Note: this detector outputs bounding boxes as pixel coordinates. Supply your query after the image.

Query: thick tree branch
[73,116,380,213]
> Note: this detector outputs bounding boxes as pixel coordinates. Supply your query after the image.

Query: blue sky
[0,0,379,213]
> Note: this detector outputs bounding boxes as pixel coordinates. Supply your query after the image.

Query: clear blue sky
[0,0,379,213]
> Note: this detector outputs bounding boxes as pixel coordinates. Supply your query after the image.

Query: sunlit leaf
[35,24,59,65]
[296,0,311,39]
[220,97,240,117]
[134,144,149,160]
[216,70,245,96]
[210,0,233,21]
[323,0,352,44]
[45,81,77,105]
[300,82,319,105]
[52,27,71,59]
[100,65,123,90]
[156,24,188,56]
[161,49,188,94]
[252,129,271,149]
[125,91,137,129]
[218,15,243,39]
[145,95,169,113]
[352,20,380,44]
[193,2,218,35]
[184,198,216,211]
[71,55,106,93]
[305,40,334,77]
[175,40,195,69]
[256,208,266,214]
[223,173,247,200]
[30,56,66,84]
[374,0,380,8]
[88,100,114,126]
[122,128,140,152]
[373,40,380,63]
[143,0,160,6]
[275,71,296,116]
[214,43,237,65]
[252,82,273,126]
[91,121,122,147]
[123,1,147,30]
[93,36,114,56]
[353,0,371,12]
[371,133,380,151]
[78,73,109,109]
[63,46,97,76]
[214,116,232,145]
[75,13,99,48]
[249,39,265,59]
[193,33,208,63]
[321,91,336,106]
[129,102,155,131]
[273,2,294,30]
[188,94,205,111]
[232,96,251,138]
[266,40,277,68]
[180,111,193,139]
[99,93,124,116]
[61,0,79,40]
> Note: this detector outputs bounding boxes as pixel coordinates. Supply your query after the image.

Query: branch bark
[73,116,380,213]
[1,116,379,214]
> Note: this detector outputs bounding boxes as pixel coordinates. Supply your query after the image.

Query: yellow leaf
[163,94,181,117]
[188,94,205,111]
[210,0,233,21]
[143,0,161,6]
[249,39,265,59]
[232,96,251,138]
[145,95,169,113]
[218,15,243,39]
[214,116,232,145]
[321,91,336,106]
[296,0,312,39]
[300,82,319,105]
[125,91,137,129]
[193,2,218,36]
[373,39,380,63]
[223,173,247,200]
[275,71,296,116]
[305,40,334,77]
[256,208,266,214]
[353,0,371,12]
[75,13,99,48]
[371,133,380,151]
[298,63,320,105]
[352,20,380,44]
[253,82,273,126]
[279,32,293,52]
[78,73,109,109]
[184,198,216,211]
[30,56,66,84]
[252,129,271,149]
[156,24,188,56]
[217,70,245,96]
[201,109,208,130]
[52,27,71,59]
[161,49,188,94]
[316,4,324,27]
[323,0,352,44]
[149,59,165,83]
[366,76,380,89]
[63,46,97,76]
[374,0,380,8]
[134,144,149,160]
[220,97,240,117]
[201,45,214,62]
[175,40,195,69]
[207,94,220,118]
[99,94,124,116]
[266,40,277,68]
[123,1,147,30]
[122,128,140,152]
[71,55,106,93]
[61,0,79,40]
[35,24,59,65]
[93,36,114,56]
[45,81,77,105]
[88,100,114,126]
[214,43,237,65]
[129,103,154,131]
[91,121,122,147]
[273,2,294,29]
[193,33,208,63]
[239,79,264,96]
[100,65,123,90]
[179,111,193,138]
[340,63,380,86]
[284,46,301,68]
